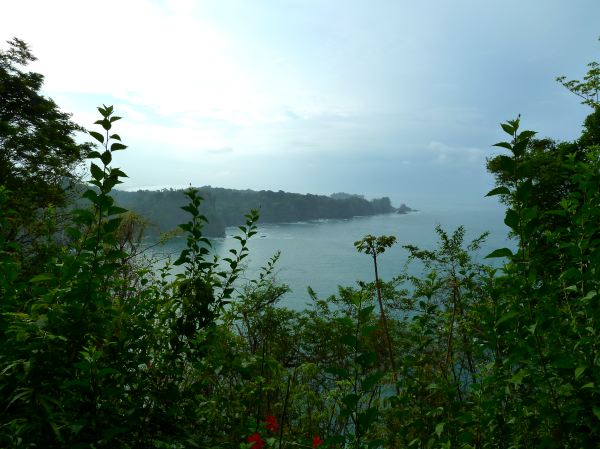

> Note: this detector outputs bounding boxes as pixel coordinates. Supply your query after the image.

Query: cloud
[427,141,485,165]
[0,1,278,126]
[207,147,234,155]
[1,0,361,130]
[2,0,595,198]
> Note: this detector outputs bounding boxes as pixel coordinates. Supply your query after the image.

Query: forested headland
[111,187,410,237]
[1,37,600,449]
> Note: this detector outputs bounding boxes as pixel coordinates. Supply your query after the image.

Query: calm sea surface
[151,207,510,309]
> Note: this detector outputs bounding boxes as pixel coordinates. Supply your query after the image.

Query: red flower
[265,415,279,432]
[312,435,324,448]
[247,432,265,449]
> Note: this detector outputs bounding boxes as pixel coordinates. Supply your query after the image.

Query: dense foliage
[0,38,89,248]
[1,39,599,448]
[111,187,403,237]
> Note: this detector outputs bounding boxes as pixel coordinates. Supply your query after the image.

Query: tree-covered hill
[111,187,410,237]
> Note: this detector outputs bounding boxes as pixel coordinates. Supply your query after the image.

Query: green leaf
[358,406,379,429]
[108,206,127,215]
[30,273,53,283]
[111,168,128,178]
[65,226,82,240]
[181,204,198,216]
[358,305,376,321]
[340,334,358,348]
[504,209,519,230]
[493,141,512,150]
[90,163,104,181]
[100,150,112,165]
[496,311,519,327]
[501,123,515,135]
[356,351,377,368]
[510,369,526,385]
[361,324,379,337]
[515,182,533,203]
[435,422,445,437]
[495,155,516,173]
[95,194,113,209]
[49,420,63,442]
[98,367,119,378]
[100,118,111,130]
[324,366,349,378]
[89,131,104,143]
[518,130,537,140]
[593,407,600,421]
[82,189,98,201]
[70,424,84,435]
[341,393,360,410]
[73,208,95,225]
[485,248,513,259]
[88,179,102,189]
[582,290,597,301]
[103,177,121,192]
[512,139,528,156]
[110,143,127,151]
[485,186,511,197]
[361,371,385,391]
[575,366,586,380]
[104,217,122,233]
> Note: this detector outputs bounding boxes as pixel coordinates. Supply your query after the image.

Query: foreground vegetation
[1,38,599,448]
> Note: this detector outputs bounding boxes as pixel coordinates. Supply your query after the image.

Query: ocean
[150,206,511,309]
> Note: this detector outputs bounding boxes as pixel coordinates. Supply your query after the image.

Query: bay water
[150,205,511,310]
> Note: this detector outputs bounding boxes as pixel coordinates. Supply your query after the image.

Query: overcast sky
[2,0,599,209]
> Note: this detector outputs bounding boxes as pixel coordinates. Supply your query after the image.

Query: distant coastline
[396,203,413,214]
[112,186,413,237]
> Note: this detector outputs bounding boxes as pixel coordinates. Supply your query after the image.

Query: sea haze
[153,205,510,309]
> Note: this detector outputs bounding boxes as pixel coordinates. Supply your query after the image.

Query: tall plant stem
[372,254,399,395]
[278,369,294,449]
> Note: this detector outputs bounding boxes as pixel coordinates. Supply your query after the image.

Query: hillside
[112,187,411,237]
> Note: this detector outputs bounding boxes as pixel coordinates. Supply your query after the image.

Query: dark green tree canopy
[487,66,600,217]
[0,38,89,239]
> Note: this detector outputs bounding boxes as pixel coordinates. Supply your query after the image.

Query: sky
[2,0,599,210]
